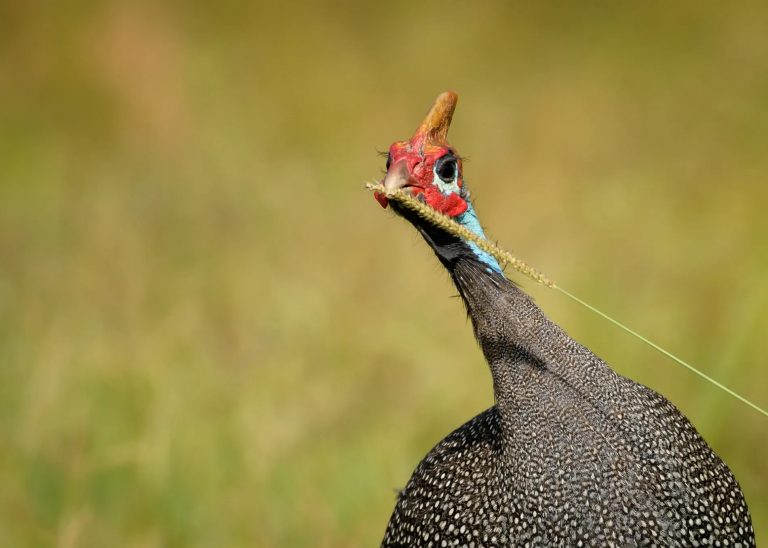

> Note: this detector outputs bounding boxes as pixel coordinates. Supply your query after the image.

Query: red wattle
[374,191,389,208]
[423,186,468,218]
[442,193,468,217]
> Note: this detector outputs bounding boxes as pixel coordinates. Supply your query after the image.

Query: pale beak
[375,159,418,208]
[382,159,412,194]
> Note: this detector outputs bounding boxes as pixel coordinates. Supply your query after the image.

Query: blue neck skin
[455,203,503,274]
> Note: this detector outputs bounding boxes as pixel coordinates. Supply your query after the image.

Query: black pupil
[437,156,457,182]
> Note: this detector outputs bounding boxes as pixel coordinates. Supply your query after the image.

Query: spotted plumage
[375,92,754,547]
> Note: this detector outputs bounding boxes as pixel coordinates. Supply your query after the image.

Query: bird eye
[385,153,392,171]
[435,155,457,183]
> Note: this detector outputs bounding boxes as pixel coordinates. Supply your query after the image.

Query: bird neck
[403,199,503,274]
[448,257,587,414]
[404,200,583,389]
[408,205,603,426]
[449,258,548,363]
[453,203,503,274]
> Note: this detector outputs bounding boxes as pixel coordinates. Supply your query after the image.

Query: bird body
[374,92,754,547]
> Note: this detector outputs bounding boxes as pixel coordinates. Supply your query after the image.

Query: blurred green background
[1,1,767,545]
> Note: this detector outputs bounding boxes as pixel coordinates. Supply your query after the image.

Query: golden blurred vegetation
[1,1,767,545]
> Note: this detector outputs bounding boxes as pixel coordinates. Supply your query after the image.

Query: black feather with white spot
[381,216,754,547]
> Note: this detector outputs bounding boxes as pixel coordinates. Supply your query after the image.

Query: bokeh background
[1,1,767,545]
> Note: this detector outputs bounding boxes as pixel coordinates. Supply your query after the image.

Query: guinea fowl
[373,91,754,547]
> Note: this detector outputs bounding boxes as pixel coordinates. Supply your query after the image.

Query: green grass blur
[1,1,767,545]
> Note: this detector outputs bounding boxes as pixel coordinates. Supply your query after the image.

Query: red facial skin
[375,140,468,218]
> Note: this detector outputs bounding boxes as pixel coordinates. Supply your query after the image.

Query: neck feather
[399,197,581,376]
[455,204,502,273]
[450,257,615,411]
[450,259,557,367]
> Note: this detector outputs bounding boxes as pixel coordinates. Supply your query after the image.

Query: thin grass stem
[366,181,768,418]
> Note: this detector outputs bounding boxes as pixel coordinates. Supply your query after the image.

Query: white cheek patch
[432,165,460,195]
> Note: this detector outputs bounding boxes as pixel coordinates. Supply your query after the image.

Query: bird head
[374,91,502,273]
[374,91,468,218]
